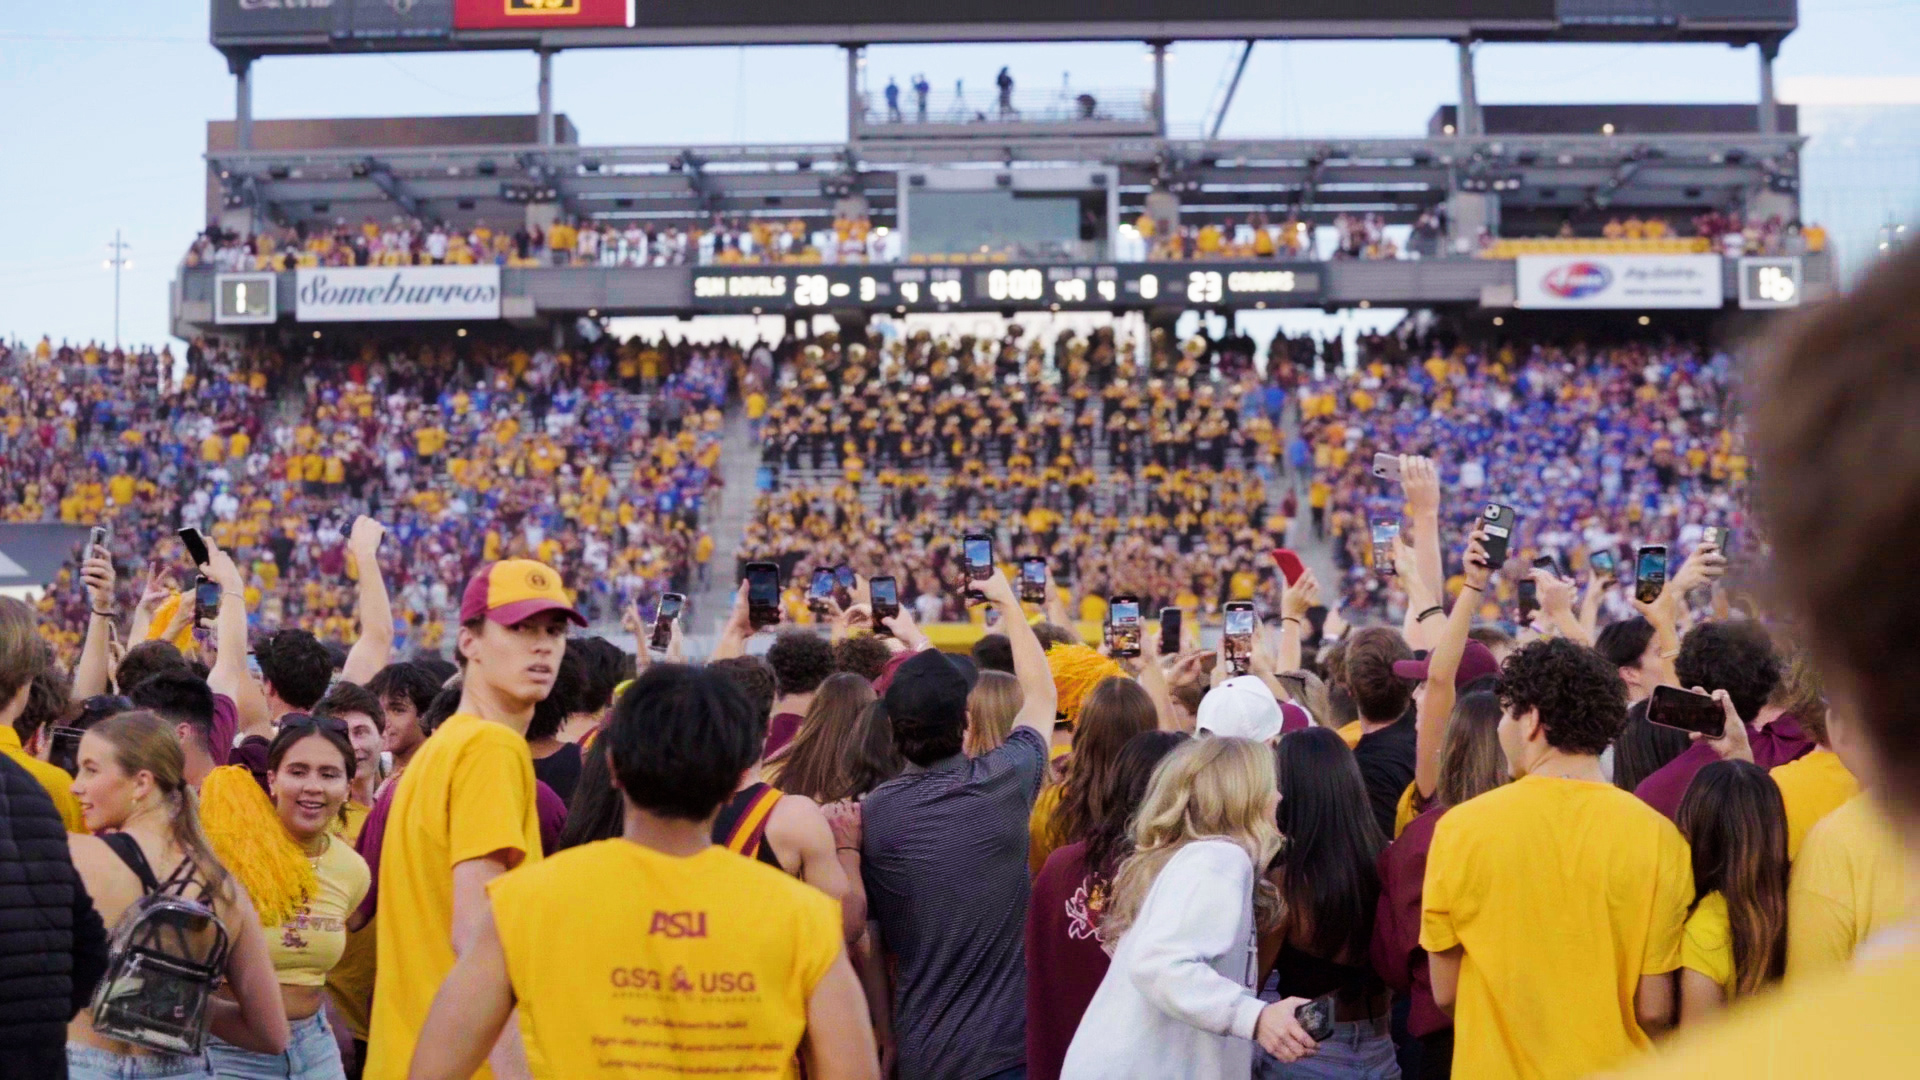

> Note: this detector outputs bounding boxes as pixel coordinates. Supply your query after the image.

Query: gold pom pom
[198,766,317,929]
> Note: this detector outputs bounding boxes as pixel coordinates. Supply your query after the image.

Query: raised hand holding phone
[1692,686,1754,764]
[1398,454,1440,518]
[80,545,116,613]
[1460,528,1494,593]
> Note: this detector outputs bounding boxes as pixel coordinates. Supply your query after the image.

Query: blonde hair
[1103,737,1283,943]
[966,670,1022,754]
[89,711,234,907]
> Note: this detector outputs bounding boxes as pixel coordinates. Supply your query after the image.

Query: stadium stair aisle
[689,405,761,643]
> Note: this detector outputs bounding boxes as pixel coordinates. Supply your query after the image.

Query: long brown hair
[766,672,876,803]
[1048,677,1156,851]
[1435,691,1508,809]
[91,710,235,906]
[1676,760,1789,998]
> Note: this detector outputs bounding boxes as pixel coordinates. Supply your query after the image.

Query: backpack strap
[722,785,783,859]
[102,832,162,895]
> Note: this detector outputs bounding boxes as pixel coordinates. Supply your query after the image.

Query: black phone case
[1478,505,1515,567]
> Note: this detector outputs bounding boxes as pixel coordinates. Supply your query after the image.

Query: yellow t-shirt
[1420,775,1693,1080]
[1612,942,1920,1079]
[1029,783,1065,877]
[366,714,544,1080]
[1786,793,1911,982]
[264,832,370,987]
[487,839,843,1080]
[1336,720,1364,749]
[1,727,84,832]
[1771,749,1859,860]
[1680,890,1736,996]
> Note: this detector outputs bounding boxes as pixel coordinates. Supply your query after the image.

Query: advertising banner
[455,0,631,29]
[334,0,454,40]
[211,0,338,42]
[295,266,501,322]
[1514,254,1724,310]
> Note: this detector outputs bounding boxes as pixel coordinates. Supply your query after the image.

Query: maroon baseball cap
[458,560,588,628]
[1393,640,1501,690]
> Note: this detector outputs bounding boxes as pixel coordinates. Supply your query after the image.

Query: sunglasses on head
[279,713,350,736]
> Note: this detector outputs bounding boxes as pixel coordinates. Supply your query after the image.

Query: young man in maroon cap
[365,560,586,1080]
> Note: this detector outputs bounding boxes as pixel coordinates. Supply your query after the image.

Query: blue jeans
[1254,1016,1401,1080]
[208,1013,345,1080]
[66,1043,213,1080]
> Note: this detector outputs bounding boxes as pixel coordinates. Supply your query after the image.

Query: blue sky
[1,1,1914,348]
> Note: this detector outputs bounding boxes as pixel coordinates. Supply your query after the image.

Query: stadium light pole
[104,230,132,352]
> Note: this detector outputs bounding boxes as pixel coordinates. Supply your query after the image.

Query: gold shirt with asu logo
[488,840,842,1079]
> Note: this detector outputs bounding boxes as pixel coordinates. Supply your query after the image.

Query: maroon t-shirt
[765,712,805,759]
[210,693,239,767]
[353,772,566,923]
[1634,713,1815,822]
[1372,805,1449,1039]
[1024,840,1113,1080]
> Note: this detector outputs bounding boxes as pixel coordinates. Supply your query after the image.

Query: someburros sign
[294,266,501,322]
[1514,254,1724,310]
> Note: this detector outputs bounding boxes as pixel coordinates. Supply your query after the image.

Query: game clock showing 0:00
[688,263,1323,313]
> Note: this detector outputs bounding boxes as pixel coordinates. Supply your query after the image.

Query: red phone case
[1270,549,1306,586]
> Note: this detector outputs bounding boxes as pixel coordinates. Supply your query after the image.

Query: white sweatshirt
[1060,839,1266,1079]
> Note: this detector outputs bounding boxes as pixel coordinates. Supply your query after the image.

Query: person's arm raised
[1415,530,1489,801]
[984,567,1058,740]
[73,545,118,701]
[1578,570,1608,640]
[710,583,755,662]
[1396,533,1439,651]
[339,516,392,686]
[1278,569,1318,675]
[202,541,271,737]
[1535,568,1589,647]
[125,564,173,651]
[1133,609,1179,732]
[1400,454,1445,619]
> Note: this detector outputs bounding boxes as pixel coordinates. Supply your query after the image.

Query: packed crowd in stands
[1,334,729,669]
[737,326,1337,626]
[7,241,1920,1080]
[1302,335,1746,624]
[184,213,894,271]
[1130,210,1417,261]
[1480,212,1827,258]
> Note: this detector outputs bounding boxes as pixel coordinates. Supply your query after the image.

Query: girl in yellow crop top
[201,715,370,1080]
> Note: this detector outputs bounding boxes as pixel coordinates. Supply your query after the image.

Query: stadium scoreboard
[689,263,1324,314]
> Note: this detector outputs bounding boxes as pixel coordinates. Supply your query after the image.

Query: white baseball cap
[1196,676,1287,743]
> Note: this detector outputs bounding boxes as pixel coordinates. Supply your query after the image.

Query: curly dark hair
[1676,620,1782,725]
[834,635,893,682]
[1496,638,1627,756]
[765,630,834,697]
[255,628,335,710]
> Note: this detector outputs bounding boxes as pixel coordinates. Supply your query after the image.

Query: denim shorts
[66,1043,213,1080]
[1254,1016,1402,1080]
[207,1012,345,1080]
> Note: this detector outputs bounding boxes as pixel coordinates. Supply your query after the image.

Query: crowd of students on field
[5,246,1920,1080]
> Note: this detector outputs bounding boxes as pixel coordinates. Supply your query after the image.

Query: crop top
[264,832,372,987]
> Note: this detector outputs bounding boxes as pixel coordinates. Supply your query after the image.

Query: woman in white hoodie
[1061,736,1320,1079]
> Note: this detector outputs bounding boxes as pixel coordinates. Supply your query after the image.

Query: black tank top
[710,782,785,871]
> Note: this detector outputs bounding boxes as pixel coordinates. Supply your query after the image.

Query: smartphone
[178,526,210,567]
[1648,684,1726,739]
[47,726,84,777]
[1371,522,1400,576]
[1294,993,1337,1043]
[964,533,994,604]
[1477,503,1516,568]
[1269,548,1306,587]
[1020,556,1049,604]
[1159,608,1182,656]
[869,575,899,636]
[807,568,835,615]
[89,525,109,553]
[1223,601,1255,676]
[1634,545,1669,605]
[1370,453,1402,483]
[833,564,857,593]
[1107,596,1141,659]
[194,573,220,628]
[1701,526,1730,555]
[651,592,684,653]
[1517,578,1539,622]
[1589,549,1617,578]
[1532,554,1564,580]
[744,561,781,630]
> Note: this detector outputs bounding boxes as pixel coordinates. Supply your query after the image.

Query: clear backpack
[90,832,231,1055]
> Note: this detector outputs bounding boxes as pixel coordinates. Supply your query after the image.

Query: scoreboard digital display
[215,272,278,325]
[689,263,1323,313]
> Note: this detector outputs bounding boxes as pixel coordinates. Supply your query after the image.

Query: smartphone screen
[1109,597,1141,658]
[1635,546,1668,605]
[652,593,684,652]
[1020,557,1048,603]
[1532,554,1563,579]
[808,568,834,611]
[1517,578,1538,619]
[1159,609,1182,655]
[1224,603,1255,672]
[1648,684,1726,738]
[1590,550,1616,577]
[745,563,781,628]
[834,564,856,591]
[194,573,220,628]
[89,526,108,552]
[870,575,899,616]
[964,535,994,579]
[1371,522,1399,575]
